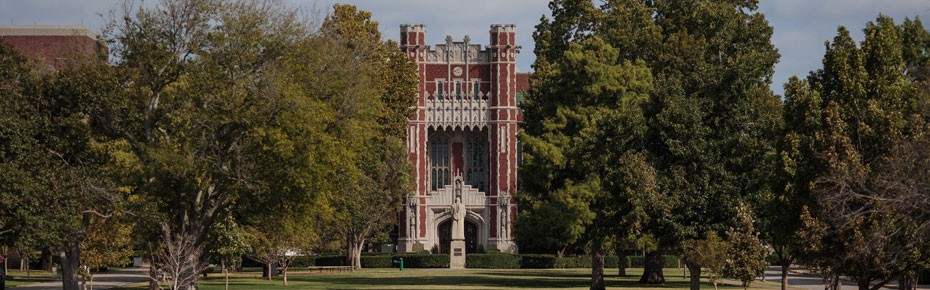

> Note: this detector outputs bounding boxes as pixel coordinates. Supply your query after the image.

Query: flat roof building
[0,25,108,69]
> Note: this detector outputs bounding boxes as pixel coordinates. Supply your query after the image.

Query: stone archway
[437,219,478,254]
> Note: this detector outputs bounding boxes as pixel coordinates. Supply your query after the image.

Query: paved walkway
[11,267,149,290]
[758,266,929,290]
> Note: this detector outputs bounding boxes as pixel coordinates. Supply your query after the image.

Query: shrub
[361,255,393,268]
[555,256,591,268]
[466,253,521,269]
[290,256,315,268]
[520,254,557,269]
[314,255,347,266]
[628,256,644,268]
[392,253,449,268]
[605,255,619,268]
[622,255,681,268]
[361,252,394,256]
[663,255,681,268]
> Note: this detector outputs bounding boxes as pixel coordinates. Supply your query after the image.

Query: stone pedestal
[450,240,466,268]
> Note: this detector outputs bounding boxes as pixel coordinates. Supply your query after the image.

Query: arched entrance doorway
[437,219,478,254]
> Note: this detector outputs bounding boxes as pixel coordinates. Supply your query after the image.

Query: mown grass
[116,267,786,290]
[4,269,55,287]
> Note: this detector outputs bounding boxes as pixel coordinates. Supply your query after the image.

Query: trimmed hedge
[466,253,521,269]
[291,256,315,268]
[280,253,680,269]
[521,254,557,269]
[314,255,348,266]
[392,253,450,268]
[623,255,680,268]
[361,255,394,268]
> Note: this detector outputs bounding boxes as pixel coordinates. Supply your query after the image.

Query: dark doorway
[438,219,478,254]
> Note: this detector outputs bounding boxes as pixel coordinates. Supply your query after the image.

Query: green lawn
[117,267,785,290]
[4,269,55,287]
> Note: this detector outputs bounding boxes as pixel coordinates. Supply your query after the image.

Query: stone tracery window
[429,133,451,191]
[465,132,488,192]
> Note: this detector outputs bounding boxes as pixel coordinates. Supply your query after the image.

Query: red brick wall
[0,35,106,68]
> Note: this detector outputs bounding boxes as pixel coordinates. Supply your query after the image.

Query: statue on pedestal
[451,196,465,241]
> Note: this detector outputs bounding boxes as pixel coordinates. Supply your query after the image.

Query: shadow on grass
[313,276,585,288]
[484,270,593,278]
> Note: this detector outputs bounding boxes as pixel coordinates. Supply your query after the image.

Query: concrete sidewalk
[760,266,930,290]
[11,267,149,290]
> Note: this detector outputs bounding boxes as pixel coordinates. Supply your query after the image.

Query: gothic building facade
[398,24,527,254]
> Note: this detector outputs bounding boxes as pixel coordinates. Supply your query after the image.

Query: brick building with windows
[398,24,528,254]
[0,25,108,69]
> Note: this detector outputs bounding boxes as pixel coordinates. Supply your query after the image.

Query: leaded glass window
[436,81,444,100]
[465,132,488,193]
[429,134,451,191]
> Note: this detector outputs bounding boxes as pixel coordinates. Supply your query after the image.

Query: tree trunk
[223,260,229,290]
[347,236,365,270]
[40,248,52,271]
[858,272,870,290]
[266,262,273,281]
[149,258,159,290]
[60,245,81,290]
[899,270,914,290]
[832,273,841,290]
[639,251,665,284]
[780,260,790,290]
[618,250,627,277]
[590,239,606,290]
[687,262,701,290]
[282,265,288,286]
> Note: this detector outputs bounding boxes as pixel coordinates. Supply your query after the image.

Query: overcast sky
[3,0,930,96]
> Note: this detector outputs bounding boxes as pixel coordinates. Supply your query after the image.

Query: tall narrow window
[436,81,444,100]
[473,81,480,99]
[455,82,462,100]
[429,134,451,191]
[465,132,488,193]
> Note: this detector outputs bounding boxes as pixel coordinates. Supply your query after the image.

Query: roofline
[0,25,99,39]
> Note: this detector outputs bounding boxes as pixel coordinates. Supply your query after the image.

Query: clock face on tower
[453,66,463,76]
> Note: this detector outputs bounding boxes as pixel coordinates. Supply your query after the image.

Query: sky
[2,0,930,96]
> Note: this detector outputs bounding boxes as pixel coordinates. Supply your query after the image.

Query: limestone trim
[424,97,490,131]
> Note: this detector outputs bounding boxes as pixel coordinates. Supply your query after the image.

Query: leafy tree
[515,192,591,257]
[0,40,134,290]
[724,204,767,290]
[103,0,358,288]
[318,4,416,270]
[245,215,314,286]
[80,212,134,290]
[681,232,727,290]
[521,27,656,289]
[789,15,930,290]
[769,76,822,290]
[206,211,249,290]
[528,1,780,289]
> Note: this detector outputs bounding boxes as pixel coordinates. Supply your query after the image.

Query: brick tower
[398,24,524,254]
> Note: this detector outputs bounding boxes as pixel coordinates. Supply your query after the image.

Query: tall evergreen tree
[791,15,930,290]
[526,1,781,289]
